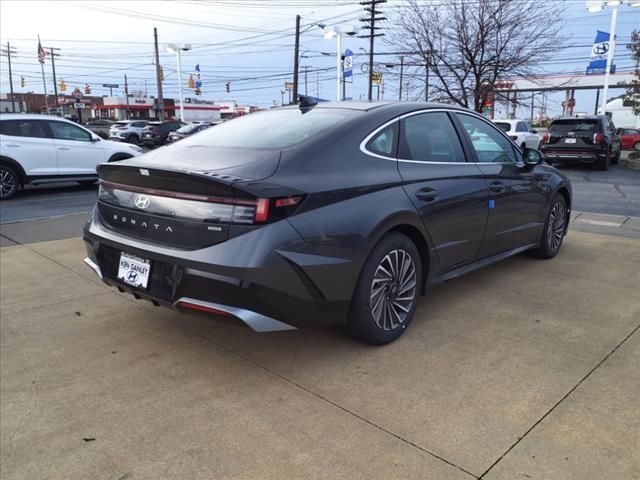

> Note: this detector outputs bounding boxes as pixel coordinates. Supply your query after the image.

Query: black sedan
[83,101,572,344]
[166,122,214,144]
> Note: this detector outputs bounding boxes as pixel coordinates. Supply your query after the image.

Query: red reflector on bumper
[177,301,232,317]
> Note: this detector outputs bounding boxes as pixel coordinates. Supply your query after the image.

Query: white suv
[108,120,148,144]
[494,119,542,150]
[0,114,143,200]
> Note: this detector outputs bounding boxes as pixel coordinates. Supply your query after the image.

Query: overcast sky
[1,0,638,118]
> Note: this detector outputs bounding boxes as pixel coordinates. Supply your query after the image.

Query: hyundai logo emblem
[134,194,151,210]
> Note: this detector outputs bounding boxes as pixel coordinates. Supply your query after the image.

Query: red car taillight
[593,132,605,144]
[542,132,550,144]
[254,196,304,223]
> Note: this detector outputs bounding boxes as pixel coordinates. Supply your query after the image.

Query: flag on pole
[195,64,202,89]
[37,36,47,64]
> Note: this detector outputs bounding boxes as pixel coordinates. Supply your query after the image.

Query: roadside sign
[73,103,85,109]
[371,71,382,85]
[343,49,353,78]
[285,81,294,91]
[102,83,119,88]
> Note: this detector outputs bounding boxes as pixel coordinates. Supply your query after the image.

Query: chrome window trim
[360,108,524,166]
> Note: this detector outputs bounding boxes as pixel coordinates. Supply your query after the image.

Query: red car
[617,128,640,151]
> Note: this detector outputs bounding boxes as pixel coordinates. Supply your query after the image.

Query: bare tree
[389,0,565,112]
[623,30,640,116]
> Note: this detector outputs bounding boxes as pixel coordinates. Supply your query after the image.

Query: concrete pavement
[1,231,639,479]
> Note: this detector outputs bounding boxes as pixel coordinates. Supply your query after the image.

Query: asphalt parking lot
[1,158,639,479]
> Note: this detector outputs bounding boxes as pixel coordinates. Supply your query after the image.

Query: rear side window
[132,122,146,128]
[399,112,465,163]
[495,122,511,133]
[365,122,398,158]
[549,120,598,136]
[0,119,51,138]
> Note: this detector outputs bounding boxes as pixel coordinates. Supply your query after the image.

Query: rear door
[453,112,546,257]
[48,120,105,175]
[0,119,56,175]
[396,110,488,272]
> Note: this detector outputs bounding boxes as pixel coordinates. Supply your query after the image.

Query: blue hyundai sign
[343,49,353,78]
[586,31,616,75]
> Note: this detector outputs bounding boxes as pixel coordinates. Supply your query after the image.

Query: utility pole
[1,43,17,112]
[124,74,130,120]
[45,46,61,116]
[425,62,429,102]
[359,0,386,101]
[154,27,164,120]
[398,56,404,101]
[303,65,309,95]
[292,14,301,104]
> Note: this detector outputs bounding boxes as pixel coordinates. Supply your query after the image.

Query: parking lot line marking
[477,323,640,479]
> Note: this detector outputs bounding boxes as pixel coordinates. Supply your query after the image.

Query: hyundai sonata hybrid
[83,100,572,344]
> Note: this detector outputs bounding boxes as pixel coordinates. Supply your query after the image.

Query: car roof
[0,113,74,121]
[552,116,603,121]
[281,101,473,117]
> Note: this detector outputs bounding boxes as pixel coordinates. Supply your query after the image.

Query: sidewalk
[570,211,640,239]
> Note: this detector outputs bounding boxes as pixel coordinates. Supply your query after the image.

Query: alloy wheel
[370,249,417,331]
[0,167,17,199]
[546,201,566,252]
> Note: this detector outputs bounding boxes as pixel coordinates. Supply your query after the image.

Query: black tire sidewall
[538,194,567,259]
[0,165,19,200]
[349,232,423,345]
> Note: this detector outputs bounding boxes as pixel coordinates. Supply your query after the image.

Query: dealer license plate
[117,252,151,289]
[564,138,577,144]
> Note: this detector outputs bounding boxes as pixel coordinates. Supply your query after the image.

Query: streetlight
[167,43,192,122]
[586,1,640,114]
[322,25,358,102]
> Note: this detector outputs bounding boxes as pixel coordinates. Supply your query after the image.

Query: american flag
[37,37,47,64]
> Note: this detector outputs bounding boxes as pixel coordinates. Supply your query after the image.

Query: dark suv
[541,116,621,170]
[141,120,184,147]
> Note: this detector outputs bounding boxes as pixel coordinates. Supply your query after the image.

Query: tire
[634,142,640,152]
[125,133,139,145]
[347,232,423,345]
[597,154,609,171]
[611,149,620,165]
[529,194,567,259]
[0,164,19,200]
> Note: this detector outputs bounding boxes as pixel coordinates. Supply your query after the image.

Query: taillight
[543,132,550,144]
[254,196,303,223]
[593,132,605,144]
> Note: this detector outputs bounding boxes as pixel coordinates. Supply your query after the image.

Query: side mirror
[90,134,100,142]
[531,129,538,134]
[523,148,543,165]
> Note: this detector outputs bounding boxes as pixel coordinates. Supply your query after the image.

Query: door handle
[58,147,71,151]
[415,188,439,202]
[489,181,505,194]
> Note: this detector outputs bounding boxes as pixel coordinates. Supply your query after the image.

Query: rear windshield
[495,122,511,133]
[180,108,360,149]
[550,119,599,136]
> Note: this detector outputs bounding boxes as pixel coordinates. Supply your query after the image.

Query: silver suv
[109,120,148,144]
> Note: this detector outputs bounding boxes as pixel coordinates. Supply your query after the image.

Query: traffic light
[59,79,67,92]
[159,65,164,82]
[225,82,230,93]
[84,83,91,95]
[20,76,25,88]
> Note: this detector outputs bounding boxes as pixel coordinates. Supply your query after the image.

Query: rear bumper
[542,149,607,164]
[141,136,164,146]
[83,209,362,331]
